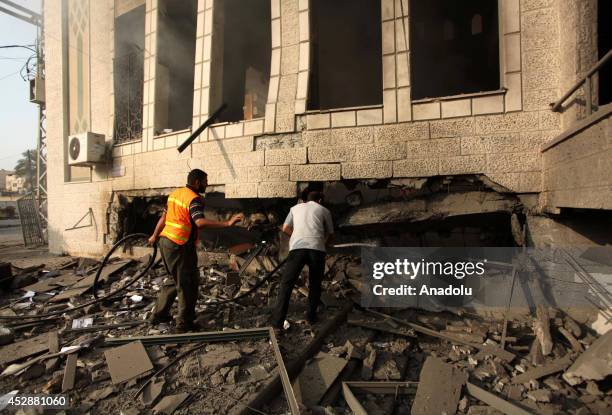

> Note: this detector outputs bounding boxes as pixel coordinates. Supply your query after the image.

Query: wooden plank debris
[0,333,49,365]
[411,357,467,415]
[104,341,153,385]
[48,331,60,353]
[61,352,78,392]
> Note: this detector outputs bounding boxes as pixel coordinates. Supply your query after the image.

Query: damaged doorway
[114,3,145,143]
[210,0,271,122]
[308,0,383,110]
[410,0,500,99]
[154,0,197,135]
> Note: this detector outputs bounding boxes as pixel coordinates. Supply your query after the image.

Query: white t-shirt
[284,201,334,252]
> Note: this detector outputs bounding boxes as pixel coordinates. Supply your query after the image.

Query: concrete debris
[511,353,573,384]
[152,392,189,414]
[104,341,153,384]
[142,377,165,406]
[361,344,377,380]
[0,249,610,414]
[411,357,468,415]
[563,329,612,385]
[533,306,553,356]
[293,352,348,408]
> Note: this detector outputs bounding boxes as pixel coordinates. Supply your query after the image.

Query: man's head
[306,191,324,204]
[187,169,208,194]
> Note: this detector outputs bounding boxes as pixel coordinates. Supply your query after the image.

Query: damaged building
[42,0,611,256]
[0,0,610,413]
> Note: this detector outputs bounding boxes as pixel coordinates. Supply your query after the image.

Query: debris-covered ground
[0,238,611,414]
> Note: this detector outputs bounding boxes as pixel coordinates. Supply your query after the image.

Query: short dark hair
[307,191,323,202]
[187,169,207,185]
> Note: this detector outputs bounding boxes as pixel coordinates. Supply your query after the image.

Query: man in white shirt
[271,191,334,329]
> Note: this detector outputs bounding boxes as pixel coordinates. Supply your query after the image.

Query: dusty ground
[0,239,610,414]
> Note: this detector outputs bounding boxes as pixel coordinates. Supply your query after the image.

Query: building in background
[5,173,26,194]
[42,0,612,256]
[0,169,13,192]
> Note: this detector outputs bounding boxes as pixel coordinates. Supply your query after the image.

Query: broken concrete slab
[104,341,153,385]
[411,356,468,415]
[152,392,189,414]
[293,352,348,408]
[511,353,573,384]
[0,332,49,365]
[563,329,612,385]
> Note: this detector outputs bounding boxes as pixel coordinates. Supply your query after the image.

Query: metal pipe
[177,104,227,153]
[105,327,271,346]
[551,49,612,112]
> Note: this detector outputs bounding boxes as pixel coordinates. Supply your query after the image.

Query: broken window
[154,0,197,135]
[113,4,145,143]
[410,0,500,100]
[308,0,382,110]
[598,0,612,106]
[210,0,271,123]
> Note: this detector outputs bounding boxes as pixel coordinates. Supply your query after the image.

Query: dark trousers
[271,249,326,327]
[153,237,199,327]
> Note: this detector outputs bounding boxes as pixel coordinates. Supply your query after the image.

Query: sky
[0,0,42,171]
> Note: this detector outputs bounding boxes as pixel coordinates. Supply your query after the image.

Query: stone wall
[541,106,612,211]
[43,0,599,256]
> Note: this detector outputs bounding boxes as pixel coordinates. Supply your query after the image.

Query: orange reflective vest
[160,187,200,245]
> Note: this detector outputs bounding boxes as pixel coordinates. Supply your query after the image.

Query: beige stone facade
[42,0,605,256]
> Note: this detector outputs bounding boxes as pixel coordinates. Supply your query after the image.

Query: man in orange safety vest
[148,169,243,332]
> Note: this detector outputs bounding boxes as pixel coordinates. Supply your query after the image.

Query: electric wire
[0,233,157,321]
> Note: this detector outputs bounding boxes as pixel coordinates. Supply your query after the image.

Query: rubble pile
[0,248,610,414]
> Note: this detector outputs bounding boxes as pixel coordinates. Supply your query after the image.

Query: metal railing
[551,49,612,115]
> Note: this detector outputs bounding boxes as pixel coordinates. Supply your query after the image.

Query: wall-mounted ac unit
[29,76,45,104]
[68,132,106,166]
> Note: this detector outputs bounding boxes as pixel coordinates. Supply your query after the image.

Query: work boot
[148,313,173,325]
[175,321,205,333]
[305,311,318,325]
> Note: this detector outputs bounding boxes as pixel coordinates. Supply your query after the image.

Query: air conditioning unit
[29,76,45,104]
[68,132,106,166]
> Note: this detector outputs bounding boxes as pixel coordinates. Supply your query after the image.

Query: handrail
[551,48,612,114]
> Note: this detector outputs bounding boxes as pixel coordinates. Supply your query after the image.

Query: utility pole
[0,0,46,231]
